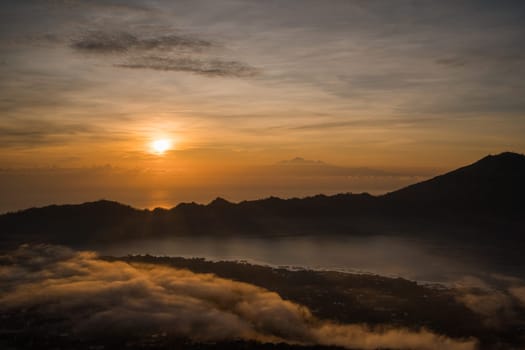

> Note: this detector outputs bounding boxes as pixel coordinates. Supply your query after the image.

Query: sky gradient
[1,0,524,211]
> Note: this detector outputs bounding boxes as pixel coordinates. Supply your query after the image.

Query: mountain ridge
[1,152,523,246]
[383,151,525,216]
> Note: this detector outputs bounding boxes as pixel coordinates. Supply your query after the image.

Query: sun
[150,139,172,155]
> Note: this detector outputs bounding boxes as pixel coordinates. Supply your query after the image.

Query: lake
[91,234,524,284]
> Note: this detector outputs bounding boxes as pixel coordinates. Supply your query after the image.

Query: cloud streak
[0,120,98,147]
[71,31,212,54]
[69,30,259,78]
[0,244,476,350]
[116,56,259,77]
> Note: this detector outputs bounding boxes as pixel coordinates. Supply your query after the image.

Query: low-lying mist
[0,244,476,350]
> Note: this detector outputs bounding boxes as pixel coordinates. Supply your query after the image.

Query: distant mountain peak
[385,152,525,209]
[279,157,325,165]
[452,151,525,176]
[476,151,525,164]
[88,199,126,206]
[489,151,523,157]
[208,197,232,207]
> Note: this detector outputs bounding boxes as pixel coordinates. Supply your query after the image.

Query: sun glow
[151,139,172,155]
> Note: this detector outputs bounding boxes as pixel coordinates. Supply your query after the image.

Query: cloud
[435,57,468,67]
[116,56,259,77]
[271,157,399,177]
[0,120,98,147]
[456,291,515,328]
[70,31,212,54]
[509,287,525,307]
[0,244,476,350]
[453,275,525,328]
[289,117,441,131]
[69,30,259,78]
[46,0,153,13]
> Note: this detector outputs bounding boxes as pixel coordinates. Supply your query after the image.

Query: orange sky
[1,0,524,212]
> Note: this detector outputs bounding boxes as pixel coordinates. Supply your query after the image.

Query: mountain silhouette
[1,152,523,247]
[384,152,525,215]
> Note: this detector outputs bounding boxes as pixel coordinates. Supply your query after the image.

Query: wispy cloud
[70,31,212,54]
[0,121,97,147]
[69,30,259,78]
[0,119,132,149]
[435,57,468,67]
[116,56,259,77]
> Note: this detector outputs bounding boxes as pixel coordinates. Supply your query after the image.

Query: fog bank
[0,244,476,350]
